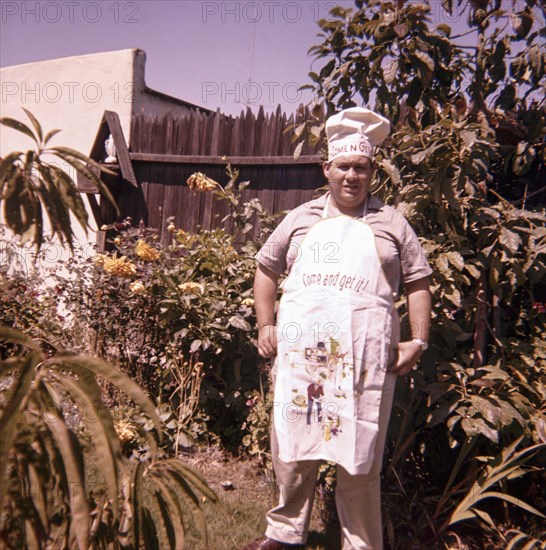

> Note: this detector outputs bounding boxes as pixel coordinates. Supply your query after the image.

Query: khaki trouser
[265,373,397,550]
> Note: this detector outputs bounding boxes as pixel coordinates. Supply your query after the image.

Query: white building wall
[1,49,142,275]
[0,48,141,157]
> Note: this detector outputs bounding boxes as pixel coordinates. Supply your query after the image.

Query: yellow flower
[93,254,108,267]
[186,172,221,192]
[114,419,138,445]
[225,245,238,256]
[136,239,160,261]
[129,281,146,295]
[114,237,122,246]
[241,298,255,306]
[167,223,176,233]
[102,255,137,278]
[178,282,202,293]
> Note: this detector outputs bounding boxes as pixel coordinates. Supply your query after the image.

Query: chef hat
[325,107,391,162]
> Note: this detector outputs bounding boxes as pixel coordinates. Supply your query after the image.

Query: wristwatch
[412,338,428,351]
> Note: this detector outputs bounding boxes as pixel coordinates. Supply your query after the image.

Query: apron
[273,194,397,475]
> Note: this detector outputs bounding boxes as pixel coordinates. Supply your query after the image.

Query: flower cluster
[186,172,221,192]
[136,239,160,261]
[92,254,108,267]
[95,254,137,278]
[129,281,146,295]
[178,282,202,293]
[114,418,139,447]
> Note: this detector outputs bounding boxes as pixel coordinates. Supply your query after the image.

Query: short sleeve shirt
[256,193,432,296]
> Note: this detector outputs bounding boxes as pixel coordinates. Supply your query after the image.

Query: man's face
[323,154,374,213]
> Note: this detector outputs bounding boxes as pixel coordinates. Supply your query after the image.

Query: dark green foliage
[300,0,546,544]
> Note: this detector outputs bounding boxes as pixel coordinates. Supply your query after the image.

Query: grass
[183,446,342,550]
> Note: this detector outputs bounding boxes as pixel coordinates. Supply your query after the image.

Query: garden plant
[0,114,220,549]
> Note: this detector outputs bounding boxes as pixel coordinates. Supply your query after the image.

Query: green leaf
[511,9,533,40]
[190,339,202,353]
[510,56,527,80]
[55,168,89,232]
[471,507,496,529]
[229,314,251,331]
[527,45,544,84]
[293,141,304,160]
[132,462,146,548]
[39,382,90,550]
[411,149,427,165]
[150,474,187,548]
[465,263,481,279]
[446,251,464,271]
[413,51,435,73]
[489,255,503,288]
[506,531,529,550]
[436,23,451,36]
[462,417,499,443]
[50,354,162,439]
[461,130,476,149]
[43,128,62,145]
[478,491,546,519]
[51,369,121,516]
[0,354,40,521]
[0,117,37,143]
[378,158,400,184]
[499,227,522,252]
[384,59,398,85]
[394,24,408,38]
[496,84,517,111]
[22,109,43,143]
[0,325,43,352]
[160,465,209,547]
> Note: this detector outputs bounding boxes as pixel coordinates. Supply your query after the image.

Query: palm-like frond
[1,327,216,548]
[0,110,118,251]
[448,436,546,529]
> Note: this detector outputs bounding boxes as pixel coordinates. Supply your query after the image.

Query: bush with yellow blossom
[56,164,282,450]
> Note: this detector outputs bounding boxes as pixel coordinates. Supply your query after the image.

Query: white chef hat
[325,107,391,162]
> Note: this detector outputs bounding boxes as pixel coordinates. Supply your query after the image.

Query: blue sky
[2,0,360,115]
[1,0,513,116]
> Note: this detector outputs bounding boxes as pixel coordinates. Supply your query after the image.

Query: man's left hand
[388,341,422,376]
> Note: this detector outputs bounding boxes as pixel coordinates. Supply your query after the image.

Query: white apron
[273,195,396,475]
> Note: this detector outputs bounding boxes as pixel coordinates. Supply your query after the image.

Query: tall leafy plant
[0,113,219,548]
[301,0,546,544]
[56,164,281,447]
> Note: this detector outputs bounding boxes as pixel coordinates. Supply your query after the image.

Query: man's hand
[388,340,422,376]
[389,275,431,377]
[254,264,280,358]
[257,324,277,358]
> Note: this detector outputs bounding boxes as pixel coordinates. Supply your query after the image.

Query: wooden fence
[96,105,326,242]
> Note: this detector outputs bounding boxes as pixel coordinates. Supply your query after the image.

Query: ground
[178,445,543,550]
[183,445,341,550]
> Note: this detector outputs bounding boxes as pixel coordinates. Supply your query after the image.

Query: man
[243,108,432,550]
